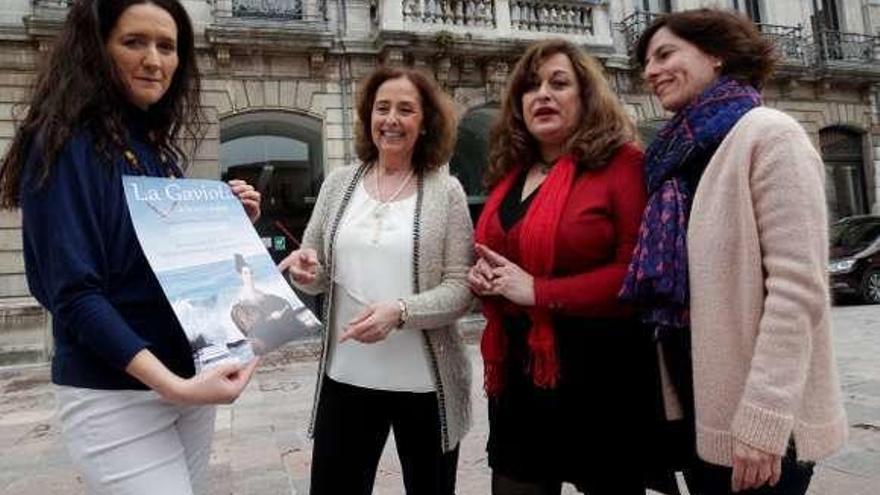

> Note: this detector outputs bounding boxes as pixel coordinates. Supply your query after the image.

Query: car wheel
[860,269,880,304]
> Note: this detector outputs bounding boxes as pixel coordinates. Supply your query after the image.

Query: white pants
[56,386,216,495]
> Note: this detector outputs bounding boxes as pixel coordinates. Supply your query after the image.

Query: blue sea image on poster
[123,176,322,371]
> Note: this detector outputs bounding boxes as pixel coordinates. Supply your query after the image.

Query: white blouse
[326,180,435,392]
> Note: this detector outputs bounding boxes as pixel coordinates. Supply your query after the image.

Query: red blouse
[482,143,646,319]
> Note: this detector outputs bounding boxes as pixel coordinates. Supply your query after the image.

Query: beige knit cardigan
[293,163,474,452]
[686,107,847,466]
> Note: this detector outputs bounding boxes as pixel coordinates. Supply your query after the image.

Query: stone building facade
[0,0,878,363]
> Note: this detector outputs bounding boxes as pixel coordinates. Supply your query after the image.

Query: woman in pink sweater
[621,8,847,495]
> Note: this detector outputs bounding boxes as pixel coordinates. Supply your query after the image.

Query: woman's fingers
[228,180,262,223]
[299,249,319,267]
[467,265,495,295]
[475,243,511,267]
[340,309,375,342]
[731,449,746,492]
[475,258,495,280]
[732,441,779,492]
[755,458,773,490]
[769,455,782,486]
[278,250,318,284]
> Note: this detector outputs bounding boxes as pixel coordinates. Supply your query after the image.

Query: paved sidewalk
[1,306,879,494]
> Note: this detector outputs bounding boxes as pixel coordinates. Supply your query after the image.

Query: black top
[499,169,541,231]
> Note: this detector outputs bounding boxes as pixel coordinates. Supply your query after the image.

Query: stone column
[495,0,512,35]
[872,85,880,213]
[591,4,613,45]
[381,0,405,30]
[214,0,233,18]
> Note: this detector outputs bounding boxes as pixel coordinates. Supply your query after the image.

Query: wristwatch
[396,299,408,328]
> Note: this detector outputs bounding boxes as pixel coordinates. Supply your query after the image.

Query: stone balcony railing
[215,0,329,23]
[384,0,613,46]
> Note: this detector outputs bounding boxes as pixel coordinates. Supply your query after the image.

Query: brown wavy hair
[354,67,457,173]
[634,8,778,90]
[0,0,205,208]
[485,39,636,188]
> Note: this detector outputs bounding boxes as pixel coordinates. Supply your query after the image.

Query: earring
[420,129,426,135]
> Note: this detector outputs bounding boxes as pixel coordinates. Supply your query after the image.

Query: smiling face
[521,52,583,149]
[106,2,179,110]
[643,26,722,112]
[370,76,424,164]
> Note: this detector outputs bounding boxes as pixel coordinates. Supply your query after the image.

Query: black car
[829,215,880,304]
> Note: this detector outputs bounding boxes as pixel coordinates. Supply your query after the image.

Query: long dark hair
[486,39,635,188]
[0,0,205,208]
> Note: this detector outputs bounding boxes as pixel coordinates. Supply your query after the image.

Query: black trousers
[684,444,814,495]
[310,376,459,495]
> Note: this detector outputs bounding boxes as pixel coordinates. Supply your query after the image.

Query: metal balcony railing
[816,29,879,65]
[618,11,879,72]
[618,10,660,54]
[757,23,808,65]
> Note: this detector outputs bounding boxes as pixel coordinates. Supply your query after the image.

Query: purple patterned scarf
[620,77,762,332]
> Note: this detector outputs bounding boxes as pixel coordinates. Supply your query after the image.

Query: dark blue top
[21,125,195,389]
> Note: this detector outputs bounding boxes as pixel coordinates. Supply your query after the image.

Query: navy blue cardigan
[21,128,195,389]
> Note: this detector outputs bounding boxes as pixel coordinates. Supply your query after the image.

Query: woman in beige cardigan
[621,9,847,495]
[278,67,473,494]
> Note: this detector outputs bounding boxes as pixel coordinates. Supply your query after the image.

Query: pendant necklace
[371,164,414,245]
[123,147,181,218]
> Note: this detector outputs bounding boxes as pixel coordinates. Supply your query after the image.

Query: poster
[123,176,322,372]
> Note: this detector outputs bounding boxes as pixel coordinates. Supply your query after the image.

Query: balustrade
[509,0,594,35]
[402,0,496,28]
[232,0,305,20]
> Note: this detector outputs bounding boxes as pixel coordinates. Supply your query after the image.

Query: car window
[831,219,880,249]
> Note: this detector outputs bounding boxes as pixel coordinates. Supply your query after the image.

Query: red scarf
[475,155,577,396]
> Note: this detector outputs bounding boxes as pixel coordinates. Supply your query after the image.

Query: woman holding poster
[0,1,260,493]
[280,67,473,495]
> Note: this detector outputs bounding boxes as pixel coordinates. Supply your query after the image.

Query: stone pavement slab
[1,305,878,494]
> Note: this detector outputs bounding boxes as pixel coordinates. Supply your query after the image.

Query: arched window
[220,110,323,262]
[820,126,867,221]
[449,104,499,222]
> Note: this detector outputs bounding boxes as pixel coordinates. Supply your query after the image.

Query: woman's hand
[339,301,401,344]
[170,359,260,405]
[475,243,535,306]
[126,349,259,405]
[467,257,496,296]
[278,248,320,285]
[731,439,782,492]
[228,179,261,223]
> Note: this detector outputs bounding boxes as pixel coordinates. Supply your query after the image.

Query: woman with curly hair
[468,39,654,494]
[279,67,473,495]
[0,1,259,493]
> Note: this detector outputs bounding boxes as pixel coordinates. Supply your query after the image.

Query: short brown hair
[486,39,636,188]
[634,8,778,89]
[354,67,457,173]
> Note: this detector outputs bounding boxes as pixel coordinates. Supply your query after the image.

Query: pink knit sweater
[687,107,848,466]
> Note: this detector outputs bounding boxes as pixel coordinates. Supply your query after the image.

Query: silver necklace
[371,164,414,244]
